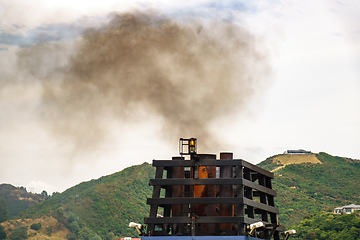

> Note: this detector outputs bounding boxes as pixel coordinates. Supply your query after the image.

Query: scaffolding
[144,152,282,239]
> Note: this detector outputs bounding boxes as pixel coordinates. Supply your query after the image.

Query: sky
[0,0,359,194]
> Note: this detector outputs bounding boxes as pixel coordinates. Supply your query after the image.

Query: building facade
[334,204,360,214]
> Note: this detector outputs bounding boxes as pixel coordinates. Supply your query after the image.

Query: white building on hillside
[284,149,312,154]
[334,204,360,214]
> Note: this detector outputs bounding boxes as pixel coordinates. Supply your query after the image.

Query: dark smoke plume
[17,11,270,152]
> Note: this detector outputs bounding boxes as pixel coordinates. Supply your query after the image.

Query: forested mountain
[1,152,360,239]
[259,152,360,228]
[13,162,154,239]
[0,184,46,219]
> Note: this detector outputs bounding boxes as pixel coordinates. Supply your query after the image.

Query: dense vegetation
[259,152,360,228]
[0,225,5,240]
[292,211,360,239]
[0,198,9,223]
[16,162,154,239]
[0,184,46,219]
[2,152,360,239]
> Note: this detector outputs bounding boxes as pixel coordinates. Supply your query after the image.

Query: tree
[41,190,48,197]
[18,186,27,192]
[0,225,6,240]
[304,231,317,240]
[30,223,41,231]
[9,226,28,240]
[51,192,60,197]
[0,198,9,223]
[66,233,77,240]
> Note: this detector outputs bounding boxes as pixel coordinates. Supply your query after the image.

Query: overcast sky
[0,0,359,194]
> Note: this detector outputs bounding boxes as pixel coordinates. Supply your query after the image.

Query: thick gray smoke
[17,12,270,152]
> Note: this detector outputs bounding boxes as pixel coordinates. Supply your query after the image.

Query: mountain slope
[16,162,155,239]
[261,154,321,172]
[0,184,46,218]
[259,152,360,228]
[4,152,360,239]
[2,216,70,239]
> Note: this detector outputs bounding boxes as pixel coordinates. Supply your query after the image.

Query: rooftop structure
[284,149,311,154]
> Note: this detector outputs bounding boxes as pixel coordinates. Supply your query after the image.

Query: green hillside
[0,184,46,219]
[292,211,360,239]
[259,152,360,228]
[15,162,155,239]
[2,152,360,239]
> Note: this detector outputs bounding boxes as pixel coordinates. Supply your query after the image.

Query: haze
[0,0,359,194]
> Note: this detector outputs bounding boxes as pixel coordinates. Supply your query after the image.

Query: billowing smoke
[17,11,270,152]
